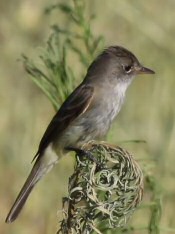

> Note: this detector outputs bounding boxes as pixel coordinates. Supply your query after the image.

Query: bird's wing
[5,84,94,223]
[34,84,94,160]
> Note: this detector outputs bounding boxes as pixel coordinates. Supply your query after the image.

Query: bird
[5,45,155,223]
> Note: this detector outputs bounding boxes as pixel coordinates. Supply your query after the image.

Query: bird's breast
[58,83,128,148]
[75,85,125,138]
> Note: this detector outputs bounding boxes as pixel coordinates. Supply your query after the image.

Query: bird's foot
[65,146,99,165]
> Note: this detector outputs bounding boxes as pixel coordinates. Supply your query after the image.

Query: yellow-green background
[1,0,175,233]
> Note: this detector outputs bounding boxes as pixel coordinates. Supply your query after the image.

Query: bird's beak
[135,66,155,75]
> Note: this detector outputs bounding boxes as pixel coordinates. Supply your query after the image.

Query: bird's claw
[65,146,99,165]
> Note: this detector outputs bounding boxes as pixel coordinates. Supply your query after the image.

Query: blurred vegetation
[1,0,175,234]
[22,0,104,110]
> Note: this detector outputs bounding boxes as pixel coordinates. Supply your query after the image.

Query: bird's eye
[123,65,132,73]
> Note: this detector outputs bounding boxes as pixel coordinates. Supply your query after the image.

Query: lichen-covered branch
[58,141,143,234]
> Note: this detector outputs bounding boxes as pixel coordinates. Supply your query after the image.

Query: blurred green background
[1,0,175,233]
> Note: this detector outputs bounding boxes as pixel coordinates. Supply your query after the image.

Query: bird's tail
[5,149,58,223]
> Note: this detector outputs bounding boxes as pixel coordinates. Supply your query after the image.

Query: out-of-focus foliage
[1,0,175,234]
[22,1,104,110]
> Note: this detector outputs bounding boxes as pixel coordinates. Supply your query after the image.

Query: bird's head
[104,46,155,81]
[86,46,155,84]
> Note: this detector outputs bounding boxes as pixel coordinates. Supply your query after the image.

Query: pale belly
[55,95,124,150]
[52,79,132,155]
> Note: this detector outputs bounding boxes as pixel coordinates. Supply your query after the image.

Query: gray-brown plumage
[5,46,155,223]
